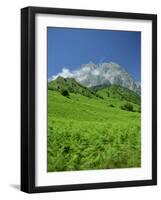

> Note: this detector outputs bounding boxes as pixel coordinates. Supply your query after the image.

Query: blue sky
[48,27,141,81]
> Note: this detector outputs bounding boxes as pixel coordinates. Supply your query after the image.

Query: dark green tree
[120,103,134,112]
[61,89,69,97]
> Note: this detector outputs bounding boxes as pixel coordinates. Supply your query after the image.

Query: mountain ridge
[48,76,96,98]
[92,84,141,105]
[50,62,141,95]
[48,76,140,105]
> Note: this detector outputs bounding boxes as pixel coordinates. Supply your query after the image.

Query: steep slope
[93,85,141,105]
[48,76,140,105]
[48,76,95,98]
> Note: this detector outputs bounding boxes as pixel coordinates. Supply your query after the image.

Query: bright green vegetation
[48,76,95,98]
[92,84,141,105]
[47,77,141,172]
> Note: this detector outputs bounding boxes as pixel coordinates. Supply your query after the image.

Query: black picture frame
[21,6,157,193]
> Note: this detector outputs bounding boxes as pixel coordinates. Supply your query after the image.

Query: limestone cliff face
[74,62,140,94]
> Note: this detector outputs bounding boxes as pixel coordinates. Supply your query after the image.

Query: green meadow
[47,77,141,172]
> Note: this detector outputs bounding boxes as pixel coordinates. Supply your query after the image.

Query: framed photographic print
[21,6,157,193]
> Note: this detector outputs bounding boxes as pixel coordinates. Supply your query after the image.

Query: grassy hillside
[47,79,141,172]
[48,76,95,98]
[92,84,141,105]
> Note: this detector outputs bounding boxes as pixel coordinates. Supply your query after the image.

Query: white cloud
[50,65,92,82]
[50,67,74,80]
[50,62,123,84]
